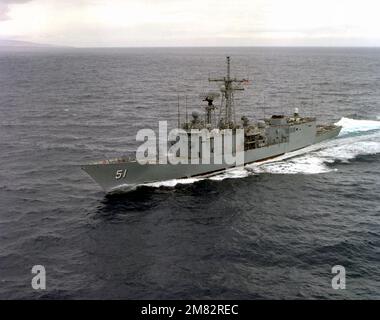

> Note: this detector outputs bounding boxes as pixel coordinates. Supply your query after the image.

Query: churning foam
[137,117,380,189]
[142,177,201,188]
[336,117,380,135]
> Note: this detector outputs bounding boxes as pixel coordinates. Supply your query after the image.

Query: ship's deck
[90,156,137,165]
[317,124,340,134]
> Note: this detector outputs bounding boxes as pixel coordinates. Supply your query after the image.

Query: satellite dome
[257,120,266,128]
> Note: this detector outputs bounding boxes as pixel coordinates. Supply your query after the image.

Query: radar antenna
[199,92,220,125]
[208,57,249,128]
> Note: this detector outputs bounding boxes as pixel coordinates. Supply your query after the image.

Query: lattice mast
[208,56,246,128]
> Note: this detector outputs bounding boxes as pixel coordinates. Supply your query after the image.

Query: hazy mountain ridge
[0,39,65,50]
[0,39,54,46]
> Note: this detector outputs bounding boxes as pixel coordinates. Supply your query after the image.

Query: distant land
[0,39,67,50]
[0,39,52,47]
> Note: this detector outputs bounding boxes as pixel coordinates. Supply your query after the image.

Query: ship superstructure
[82,57,342,193]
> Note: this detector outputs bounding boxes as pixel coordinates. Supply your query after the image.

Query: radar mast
[208,56,247,128]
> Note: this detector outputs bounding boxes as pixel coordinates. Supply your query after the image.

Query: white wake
[336,117,380,135]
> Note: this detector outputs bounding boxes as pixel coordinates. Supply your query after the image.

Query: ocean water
[0,47,379,299]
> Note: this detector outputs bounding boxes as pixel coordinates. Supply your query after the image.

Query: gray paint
[82,121,342,193]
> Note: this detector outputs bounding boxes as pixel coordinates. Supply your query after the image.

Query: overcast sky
[0,0,380,47]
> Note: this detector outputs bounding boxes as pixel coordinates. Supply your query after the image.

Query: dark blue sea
[0,47,379,299]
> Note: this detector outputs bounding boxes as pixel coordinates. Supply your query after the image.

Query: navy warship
[82,57,342,193]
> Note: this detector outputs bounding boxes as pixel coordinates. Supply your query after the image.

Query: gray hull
[82,124,342,193]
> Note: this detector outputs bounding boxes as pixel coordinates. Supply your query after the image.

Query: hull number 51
[115,169,127,180]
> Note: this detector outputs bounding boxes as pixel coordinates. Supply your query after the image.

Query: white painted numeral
[115,169,127,180]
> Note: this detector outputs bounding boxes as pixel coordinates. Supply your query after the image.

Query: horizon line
[4,45,380,49]
[2,39,380,49]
